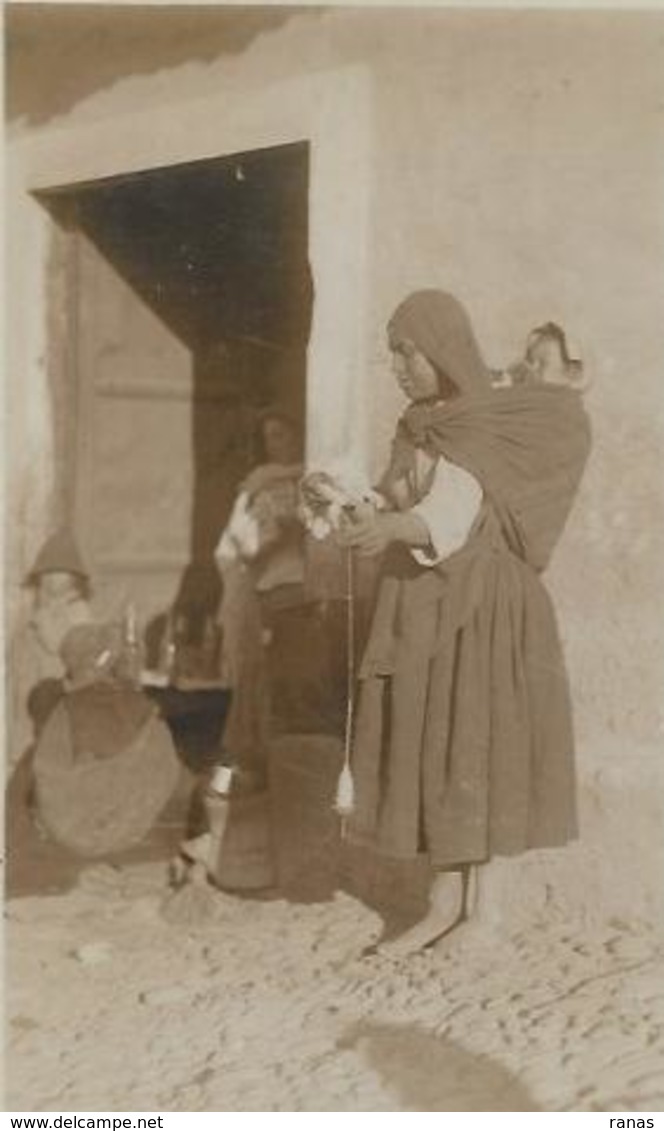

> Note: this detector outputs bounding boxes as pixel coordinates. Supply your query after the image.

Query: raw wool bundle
[299,460,375,541]
[248,470,302,550]
[215,491,260,564]
[216,464,303,566]
[33,703,179,857]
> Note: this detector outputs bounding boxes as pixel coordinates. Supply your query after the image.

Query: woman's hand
[336,506,397,557]
[336,504,432,557]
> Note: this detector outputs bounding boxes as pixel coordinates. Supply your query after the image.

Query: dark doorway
[39,142,312,606]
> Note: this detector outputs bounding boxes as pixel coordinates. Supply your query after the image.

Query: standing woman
[215,409,305,785]
[339,290,590,955]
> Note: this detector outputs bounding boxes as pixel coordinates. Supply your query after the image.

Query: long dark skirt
[347,536,577,867]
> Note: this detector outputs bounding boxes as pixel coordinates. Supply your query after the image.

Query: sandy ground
[6,856,664,1113]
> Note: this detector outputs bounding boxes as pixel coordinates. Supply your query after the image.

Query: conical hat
[27,528,89,583]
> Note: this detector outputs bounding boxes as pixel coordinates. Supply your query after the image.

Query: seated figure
[23,527,94,735]
[32,623,179,858]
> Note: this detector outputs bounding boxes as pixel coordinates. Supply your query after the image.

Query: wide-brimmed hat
[26,528,89,585]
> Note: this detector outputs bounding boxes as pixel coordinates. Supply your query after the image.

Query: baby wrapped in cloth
[33,623,179,857]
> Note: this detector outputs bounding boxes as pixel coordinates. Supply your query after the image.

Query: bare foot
[377,871,465,958]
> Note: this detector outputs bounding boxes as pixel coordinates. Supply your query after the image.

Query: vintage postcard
[4,0,664,1115]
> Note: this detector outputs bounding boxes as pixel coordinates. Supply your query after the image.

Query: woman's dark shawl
[382,385,591,571]
[384,290,590,571]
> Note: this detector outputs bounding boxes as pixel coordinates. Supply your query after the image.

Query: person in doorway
[337,289,591,956]
[215,408,306,776]
[179,410,308,875]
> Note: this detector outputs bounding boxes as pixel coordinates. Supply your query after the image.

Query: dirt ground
[6,852,664,1114]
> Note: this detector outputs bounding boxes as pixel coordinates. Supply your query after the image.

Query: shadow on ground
[339,1020,540,1111]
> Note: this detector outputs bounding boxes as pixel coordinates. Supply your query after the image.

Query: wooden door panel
[75,232,194,625]
[91,393,194,565]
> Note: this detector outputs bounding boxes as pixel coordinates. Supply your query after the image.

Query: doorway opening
[38,140,312,622]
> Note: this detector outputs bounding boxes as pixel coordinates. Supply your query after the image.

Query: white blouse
[409,450,482,566]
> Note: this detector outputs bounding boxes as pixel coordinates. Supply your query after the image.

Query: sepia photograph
[3,0,664,1114]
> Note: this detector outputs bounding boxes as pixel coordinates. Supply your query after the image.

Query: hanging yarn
[298,468,365,825]
[334,546,356,823]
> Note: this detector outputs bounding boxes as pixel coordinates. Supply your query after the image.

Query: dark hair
[530,322,571,365]
[173,562,222,618]
[433,364,460,400]
[169,561,223,651]
[418,356,459,401]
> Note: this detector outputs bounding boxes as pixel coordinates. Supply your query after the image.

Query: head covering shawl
[388,289,492,397]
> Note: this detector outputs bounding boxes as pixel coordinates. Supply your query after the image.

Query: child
[494,322,587,391]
